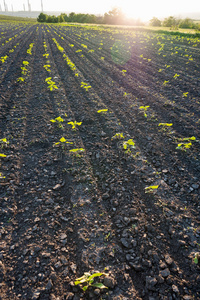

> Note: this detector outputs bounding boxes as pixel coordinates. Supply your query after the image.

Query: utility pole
[0,4,2,11]
[23,4,25,11]
[41,0,43,12]
[3,0,7,12]
[27,0,31,12]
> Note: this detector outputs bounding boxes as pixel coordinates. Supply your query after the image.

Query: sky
[1,0,200,21]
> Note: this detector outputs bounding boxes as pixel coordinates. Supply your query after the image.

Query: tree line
[150,16,200,30]
[37,9,200,30]
[37,8,144,26]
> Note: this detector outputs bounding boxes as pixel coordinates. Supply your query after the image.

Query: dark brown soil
[0,23,200,300]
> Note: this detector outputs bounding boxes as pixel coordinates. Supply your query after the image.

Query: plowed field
[0,23,200,300]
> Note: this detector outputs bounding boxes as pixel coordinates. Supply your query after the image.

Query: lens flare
[111,40,131,65]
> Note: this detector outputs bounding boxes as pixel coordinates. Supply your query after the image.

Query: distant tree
[162,16,178,28]
[60,14,68,22]
[196,23,200,31]
[68,12,76,22]
[104,7,125,25]
[37,12,48,22]
[58,15,64,23]
[150,17,161,27]
[179,18,196,29]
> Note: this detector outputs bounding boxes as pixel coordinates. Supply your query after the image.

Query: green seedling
[81,82,91,91]
[111,133,124,140]
[176,136,196,151]
[176,142,192,151]
[74,272,107,292]
[158,123,173,132]
[0,173,5,179]
[69,148,85,157]
[21,67,28,75]
[44,64,51,72]
[122,139,135,154]
[27,43,34,55]
[145,185,159,193]
[0,138,9,148]
[158,123,173,127]
[104,232,111,241]
[173,73,180,79]
[163,80,169,86]
[45,77,58,91]
[139,106,149,118]
[0,55,8,63]
[17,77,25,83]
[68,121,82,131]
[22,61,29,66]
[43,53,49,58]
[194,253,199,264]
[58,45,64,52]
[97,109,108,114]
[181,136,196,142]
[50,116,64,128]
[183,92,189,97]
[54,137,73,149]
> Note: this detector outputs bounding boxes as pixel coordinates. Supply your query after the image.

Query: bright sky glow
[1,0,200,21]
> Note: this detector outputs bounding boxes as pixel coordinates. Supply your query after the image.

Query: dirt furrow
[46,27,200,299]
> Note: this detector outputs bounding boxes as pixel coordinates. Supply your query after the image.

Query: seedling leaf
[92,283,108,289]
[194,257,198,264]
[97,109,108,114]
